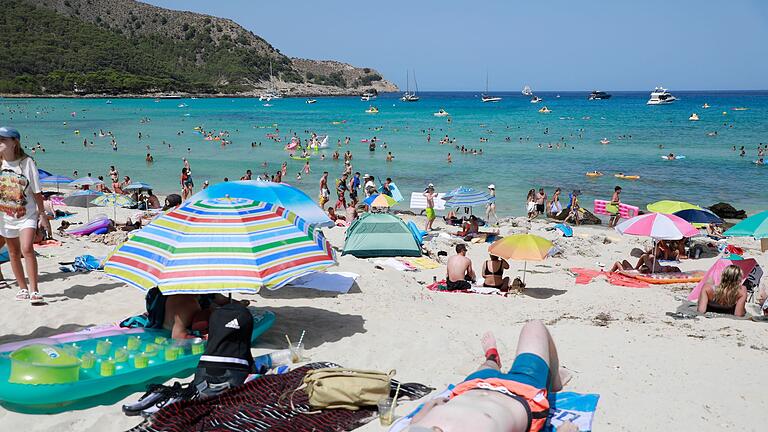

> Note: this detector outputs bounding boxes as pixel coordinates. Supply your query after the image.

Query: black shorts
[446,278,472,291]
[536,204,545,213]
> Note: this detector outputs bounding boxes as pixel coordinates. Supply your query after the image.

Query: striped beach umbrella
[104,197,336,295]
[91,193,136,220]
[443,186,495,208]
[615,212,699,240]
[123,182,153,192]
[364,193,398,208]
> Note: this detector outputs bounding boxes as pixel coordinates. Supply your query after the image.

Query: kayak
[0,309,274,411]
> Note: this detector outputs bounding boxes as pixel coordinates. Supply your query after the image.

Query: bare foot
[558,366,574,388]
[556,420,579,432]
[481,331,501,368]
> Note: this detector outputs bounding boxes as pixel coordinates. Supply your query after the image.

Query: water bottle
[253,349,293,374]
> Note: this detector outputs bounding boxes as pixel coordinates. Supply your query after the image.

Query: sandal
[29,292,45,305]
[15,289,29,301]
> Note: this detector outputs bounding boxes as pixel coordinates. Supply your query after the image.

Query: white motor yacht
[647,87,677,105]
[522,85,533,96]
[530,96,543,104]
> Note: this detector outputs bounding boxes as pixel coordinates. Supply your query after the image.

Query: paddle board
[380,182,404,202]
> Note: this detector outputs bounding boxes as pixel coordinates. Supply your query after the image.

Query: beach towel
[389,386,600,432]
[569,268,650,288]
[402,257,441,270]
[375,258,417,271]
[286,271,360,294]
[59,254,103,273]
[426,280,504,295]
[129,362,433,432]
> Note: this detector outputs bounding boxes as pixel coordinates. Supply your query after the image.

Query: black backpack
[193,302,255,397]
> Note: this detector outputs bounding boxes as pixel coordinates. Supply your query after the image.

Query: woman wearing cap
[486,184,497,224]
[0,127,50,304]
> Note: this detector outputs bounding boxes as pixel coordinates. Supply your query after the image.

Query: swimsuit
[445,276,472,291]
[482,261,505,288]
[425,207,435,219]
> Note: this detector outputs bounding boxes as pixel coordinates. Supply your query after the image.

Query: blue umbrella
[443,186,495,208]
[38,169,53,178]
[192,180,333,227]
[123,182,153,192]
[674,209,724,225]
[70,177,104,188]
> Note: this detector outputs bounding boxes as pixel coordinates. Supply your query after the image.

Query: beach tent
[342,213,421,258]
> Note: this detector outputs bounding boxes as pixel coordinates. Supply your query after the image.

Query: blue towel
[59,255,104,273]
[389,386,600,432]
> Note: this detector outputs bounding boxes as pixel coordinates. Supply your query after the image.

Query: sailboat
[401,70,420,102]
[259,61,282,101]
[522,85,533,96]
[481,72,502,103]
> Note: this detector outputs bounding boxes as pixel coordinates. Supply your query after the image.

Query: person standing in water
[319,172,330,208]
[0,127,50,305]
[486,184,497,224]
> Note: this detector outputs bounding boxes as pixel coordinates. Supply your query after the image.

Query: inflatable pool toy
[365,107,379,114]
[585,171,603,177]
[661,155,686,160]
[619,270,705,285]
[0,309,274,410]
[67,217,111,236]
[593,200,639,219]
[538,106,551,113]
[688,113,699,121]
[599,138,610,145]
[290,156,310,161]
[614,174,640,180]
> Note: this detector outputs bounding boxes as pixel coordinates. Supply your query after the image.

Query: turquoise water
[2,91,767,216]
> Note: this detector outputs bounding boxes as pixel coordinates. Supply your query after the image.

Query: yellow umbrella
[646,200,700,214]
[488,234,553,283]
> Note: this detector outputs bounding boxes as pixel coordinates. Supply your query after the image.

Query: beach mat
[400,257,441,270]
[570,268,650,288]
[130,362,433,432]
[389,386,600,432]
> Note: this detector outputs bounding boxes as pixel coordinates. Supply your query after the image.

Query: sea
[2,91,767,216]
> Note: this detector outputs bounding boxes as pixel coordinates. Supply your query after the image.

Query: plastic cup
[114,348,129,363]
[163,347,179,361]
[96,340,112,356]
[154,336,168,345]
[100,359,115,376]
[126,336,141,351]
[134,354,149,369]
[191,342,205,355]
[144,343,158,356]
[377,397,396,426]
[289,342,305,363]
[80,352,95,369]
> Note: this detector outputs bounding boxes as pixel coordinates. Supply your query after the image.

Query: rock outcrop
[708,202,747,220]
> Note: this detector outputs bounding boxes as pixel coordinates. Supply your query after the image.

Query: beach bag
[290,368,394,411]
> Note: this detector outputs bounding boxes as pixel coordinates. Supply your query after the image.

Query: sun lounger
[409,192,447,211]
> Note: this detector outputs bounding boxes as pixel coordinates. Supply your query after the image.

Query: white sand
[0,206,766,431]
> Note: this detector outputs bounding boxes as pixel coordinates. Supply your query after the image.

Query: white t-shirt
[0,157,42,223]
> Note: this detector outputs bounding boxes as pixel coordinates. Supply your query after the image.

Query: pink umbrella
[615,212,699,240]
[688,258,760,300]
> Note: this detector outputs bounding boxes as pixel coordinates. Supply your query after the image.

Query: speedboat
[306,99,317,104]
[732,107,749,111]
[646,87,677,105]
[263,103,272,107]
[538,106,551,113]
[365,106,379,114]
[434,109,450,117]
[588,90,611,100]
[689,113,699,121]
[530,96,543,104]
[481,94,502,103]
[600,138,611,144]
[522,85,533,96]
[360,95,370,102]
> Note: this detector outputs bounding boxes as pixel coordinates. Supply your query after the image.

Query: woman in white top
[0,127,51,304]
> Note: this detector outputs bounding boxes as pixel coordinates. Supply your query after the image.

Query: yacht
[646,87,677,105]
[530,96,543,104]
[481,72,502,103]
[522,85,533,96]
[306,99,317,104]
[588,90,612,100]
[401,70,420,102]
[259,62,282,101]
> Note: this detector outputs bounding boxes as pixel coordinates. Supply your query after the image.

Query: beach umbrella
[104,197,336,295]
[192,180,333,227]
[673,209,724,225]
[688,257,761,301]
[62,190,104,220]
[123,182,153,192]
[615,213,699,240]
[91,193,136,220]
[488,234,553,283]
[364,193,398,208]
[40,174,75,192]
[723,210,768,239]
[646,200,700,214]
[69,177,104,188]
[443,186,495,208]
[38,169,53,178]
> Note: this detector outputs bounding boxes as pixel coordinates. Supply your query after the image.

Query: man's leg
[513,320,565,392]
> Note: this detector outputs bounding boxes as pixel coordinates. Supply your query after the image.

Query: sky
[145,0,768,91]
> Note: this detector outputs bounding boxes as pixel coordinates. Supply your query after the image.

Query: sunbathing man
[446,244,475,290]
[407,321,577,432]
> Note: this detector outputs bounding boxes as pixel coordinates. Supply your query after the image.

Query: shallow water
[2,90,767,216]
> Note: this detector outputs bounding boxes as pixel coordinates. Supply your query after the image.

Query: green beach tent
[342,213,422,258]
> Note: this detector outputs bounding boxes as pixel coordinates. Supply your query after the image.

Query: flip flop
[15,289,29,301]
[29,292,46,306]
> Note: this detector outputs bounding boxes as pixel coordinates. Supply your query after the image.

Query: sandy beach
[0,203,766,431]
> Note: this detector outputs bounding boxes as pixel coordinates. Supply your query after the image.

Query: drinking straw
[285,334,292,348]
[297,330,306,346]
[392,382,402,407]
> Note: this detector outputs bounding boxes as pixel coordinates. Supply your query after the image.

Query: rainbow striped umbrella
[364,193,398,208]
[104,197,336,295]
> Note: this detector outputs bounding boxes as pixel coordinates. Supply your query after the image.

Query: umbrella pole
[86,200,90,221]
[522,261,527,284]
[652,239,657,274]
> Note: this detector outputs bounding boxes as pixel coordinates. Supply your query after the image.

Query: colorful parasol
[723,210,768,239]
[615,212,699,240]
[91,193,136,220]
[646,200,700,214]
[363,193,398,208]
[104,197,336,295]
[443,186,495,208]
[488,234,553,283]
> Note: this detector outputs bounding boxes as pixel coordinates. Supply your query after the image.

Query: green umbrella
[646,200,700,214]
[723,210,768,239]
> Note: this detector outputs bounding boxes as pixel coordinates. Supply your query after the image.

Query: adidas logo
[224,318,240,329]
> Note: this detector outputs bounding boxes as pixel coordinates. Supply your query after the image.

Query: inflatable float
[619,270,705,285]
[67,217,111,236]
[614,174,640,180]
[593,200,639,219]
[585,171,603,177]
[661,155,686,160]
[290,156,310,161]
[0,309,275,411]
[379,182,404,202]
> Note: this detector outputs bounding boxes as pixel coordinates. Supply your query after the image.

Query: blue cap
[0,127,20,139]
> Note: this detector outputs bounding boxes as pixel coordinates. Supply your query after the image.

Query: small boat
[689,113,699,121]
[647,86,677,105]
[177,103,187,108]
[365,106,379,114]
[615,173,640,180]
[360,95,370,101]
[306,99,317,104]
[732,107,749,111]
[585,171,604,177]
[530,96,543,104]
[481,72,502,102]
[661,154,685,160]
[522,85,533,96]
[538,106,551,113]
[588,90,612,100]
[263,103,272,107]
[702,103,710,109]
[105,100,112,104]
[400,70,420,102]
[433,109,450,117]
[599,138,611,145]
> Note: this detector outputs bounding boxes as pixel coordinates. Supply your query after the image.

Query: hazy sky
[145,0,768,91]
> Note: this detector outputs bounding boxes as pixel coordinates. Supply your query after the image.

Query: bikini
[483,261,504,288]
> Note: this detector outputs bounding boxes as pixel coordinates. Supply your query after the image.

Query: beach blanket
[286,271,359,294]
[389,386,600,432]
[375,258,417,271]
[426,279,504,295]
[402,257,441,270]
[130,362,433,432]
[569,268,650,288]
